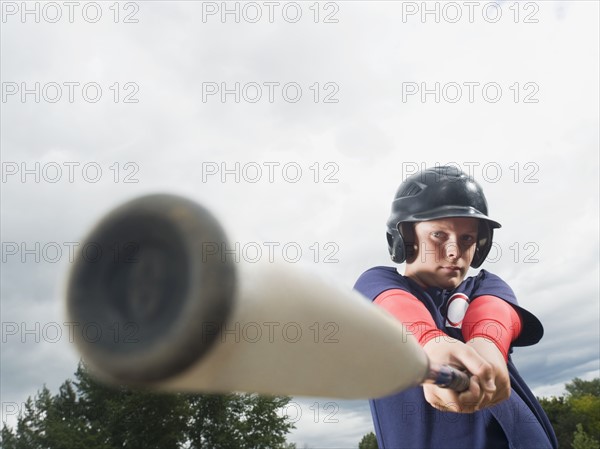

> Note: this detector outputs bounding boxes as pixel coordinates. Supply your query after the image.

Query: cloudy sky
[1,1,598,447]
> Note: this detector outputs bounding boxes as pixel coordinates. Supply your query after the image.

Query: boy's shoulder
[459,269,515,298]
[354,266,510,298]
[354,266,412,300]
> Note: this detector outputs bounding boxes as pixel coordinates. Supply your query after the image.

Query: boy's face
[404,217,479,290]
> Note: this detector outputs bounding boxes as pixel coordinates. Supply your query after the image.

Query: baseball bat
[66,194,469,398]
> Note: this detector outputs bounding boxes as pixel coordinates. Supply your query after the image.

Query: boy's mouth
[441,265,461,272]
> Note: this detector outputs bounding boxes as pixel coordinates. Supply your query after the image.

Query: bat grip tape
[426,363,471,392]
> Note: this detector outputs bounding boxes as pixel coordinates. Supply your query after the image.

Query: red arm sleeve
[374,289,446,346]
[462,295,522,362]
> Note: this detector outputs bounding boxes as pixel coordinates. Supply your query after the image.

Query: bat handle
[426,363,471,392]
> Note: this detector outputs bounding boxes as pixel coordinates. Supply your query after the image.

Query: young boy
[354,166,558,449]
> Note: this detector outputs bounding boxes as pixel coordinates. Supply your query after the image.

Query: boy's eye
[462,235,476,243]
[431,231,444,238]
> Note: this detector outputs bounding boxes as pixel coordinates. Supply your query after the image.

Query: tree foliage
[566,378,600,398]
[1,362,295,449]
[573,424,600,449]
[538,377,600,449]
[358,431,378,449]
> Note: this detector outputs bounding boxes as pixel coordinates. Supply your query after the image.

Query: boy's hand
[422,335,510,413]
[466,336,511,406]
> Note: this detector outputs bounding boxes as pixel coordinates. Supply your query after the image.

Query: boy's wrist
[467,337,507,366]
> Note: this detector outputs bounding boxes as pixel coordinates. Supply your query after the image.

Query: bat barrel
[67,194,440,399]
[67,194,236,385]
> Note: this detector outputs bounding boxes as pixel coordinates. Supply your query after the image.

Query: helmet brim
[407,206,502,229]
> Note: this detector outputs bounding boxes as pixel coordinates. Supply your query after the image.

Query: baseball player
[354,166,558,449]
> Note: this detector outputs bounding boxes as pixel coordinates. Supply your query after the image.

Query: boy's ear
[400,223,417,262]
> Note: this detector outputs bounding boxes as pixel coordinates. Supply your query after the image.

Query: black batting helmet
[386,165,501,268]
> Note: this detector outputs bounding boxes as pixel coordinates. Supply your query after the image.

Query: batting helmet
[386,165,501,268]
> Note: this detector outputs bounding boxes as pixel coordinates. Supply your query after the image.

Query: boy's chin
[434,274,465,290]
[407,270,466,290]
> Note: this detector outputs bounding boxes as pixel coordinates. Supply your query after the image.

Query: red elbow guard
[462,295,522,361]
[374,289,445,346]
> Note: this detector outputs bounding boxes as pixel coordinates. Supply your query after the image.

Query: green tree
[186,392,294,448]
[538,377,600,449]
[1,422,18,449]
[238,394,295,448]
[187,393,245,448]
[573,423,600,449]
[14,397,44,449]
[566,378,600,398]
[73,363,190,449]
[0,392,65,449]
[538,395,578,449]
[571,394,600,440]
[1,362,296,449]
[358,431,379,449]
[39,380,108,449]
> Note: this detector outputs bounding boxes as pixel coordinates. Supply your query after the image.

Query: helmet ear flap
[387,229,405,263]
[471,222,494,268]
[388,223,416,264]
[400,223,416,261]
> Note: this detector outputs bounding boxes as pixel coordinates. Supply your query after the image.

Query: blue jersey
[354,266,558,449]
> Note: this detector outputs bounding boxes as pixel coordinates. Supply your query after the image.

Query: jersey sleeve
[473,270,544,347]
[462,295,522,361]
[374,289,446,346]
